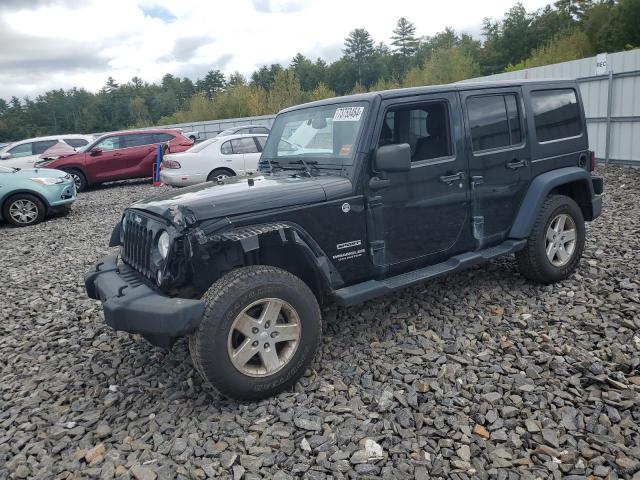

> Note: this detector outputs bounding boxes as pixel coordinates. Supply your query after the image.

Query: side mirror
[0,152,10,160]
[375,143,411,172]
[90,147,103,155]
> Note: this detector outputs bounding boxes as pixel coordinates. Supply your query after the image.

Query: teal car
[0,165,76,227]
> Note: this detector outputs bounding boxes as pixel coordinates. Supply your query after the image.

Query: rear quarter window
[64,138,88,148]
[531,89,582,143]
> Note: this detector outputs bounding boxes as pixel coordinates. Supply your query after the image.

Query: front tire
[190,266,321,400]
[3,194,46,227]
[516,194,585,284]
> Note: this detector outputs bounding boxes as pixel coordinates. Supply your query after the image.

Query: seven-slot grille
[121,213,156,279]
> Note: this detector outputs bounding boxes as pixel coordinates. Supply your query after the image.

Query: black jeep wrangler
[86,80,603,400]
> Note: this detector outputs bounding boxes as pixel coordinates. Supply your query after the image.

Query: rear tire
[3,194,46,227]
[64,169,87,192]
[207,168,235,182]
[189,266,322,400]
[516,194,585,284]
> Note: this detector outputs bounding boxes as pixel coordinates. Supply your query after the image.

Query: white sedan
[160,133,267,187]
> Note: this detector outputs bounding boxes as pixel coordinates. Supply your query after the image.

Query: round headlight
[157,231,170,259]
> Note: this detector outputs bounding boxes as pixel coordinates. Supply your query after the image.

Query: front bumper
[85,254,205,337]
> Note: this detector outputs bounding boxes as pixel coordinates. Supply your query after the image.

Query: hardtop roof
[279,78,578,114]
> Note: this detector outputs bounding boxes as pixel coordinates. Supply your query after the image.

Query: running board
[334,239,527,306]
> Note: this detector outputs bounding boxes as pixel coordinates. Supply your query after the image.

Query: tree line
[0,0,638,142]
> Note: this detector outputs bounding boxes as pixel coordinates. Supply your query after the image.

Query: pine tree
[344,28,375,85]
[391,17,419,58]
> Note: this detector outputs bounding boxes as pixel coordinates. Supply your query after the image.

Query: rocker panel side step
[334,239,527,306]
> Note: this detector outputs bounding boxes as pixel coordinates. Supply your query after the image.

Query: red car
[36,129,193,191]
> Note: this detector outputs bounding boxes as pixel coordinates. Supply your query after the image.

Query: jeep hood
[129,173,352,224]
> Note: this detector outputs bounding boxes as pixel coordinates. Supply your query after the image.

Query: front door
[372,93,471,271]
[460,88,531,244]
[89,135,130,182]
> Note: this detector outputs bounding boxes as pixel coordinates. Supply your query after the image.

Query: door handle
[439,171,465,184]
[506,159,527,169]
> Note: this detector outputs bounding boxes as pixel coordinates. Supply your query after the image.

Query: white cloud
[0,0,551,99]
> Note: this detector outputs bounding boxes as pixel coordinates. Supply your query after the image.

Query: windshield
[261,101,368,167]
[186,138,218,153]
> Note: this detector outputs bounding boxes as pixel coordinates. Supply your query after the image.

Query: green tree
[391,17,419,74]
[344,28,375,84]
[404,46,480,87]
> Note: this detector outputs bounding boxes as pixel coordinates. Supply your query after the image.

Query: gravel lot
[1,166,639,480]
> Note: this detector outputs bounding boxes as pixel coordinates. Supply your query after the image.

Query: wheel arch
[510,167,595,239]
[0,189,49,221]
[208,166,236,179]
[193,222,341,305]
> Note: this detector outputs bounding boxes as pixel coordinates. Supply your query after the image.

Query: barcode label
[333,106,364,122]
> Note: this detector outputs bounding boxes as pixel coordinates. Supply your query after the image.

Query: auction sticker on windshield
[333,106,364,122]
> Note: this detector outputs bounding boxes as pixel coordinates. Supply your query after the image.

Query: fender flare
[509,167,595,238]
[215,222,344,291]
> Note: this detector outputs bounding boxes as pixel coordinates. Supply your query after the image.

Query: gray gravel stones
[1,168,640,478]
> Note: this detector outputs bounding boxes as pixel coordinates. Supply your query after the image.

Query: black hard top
[280,78,577,113]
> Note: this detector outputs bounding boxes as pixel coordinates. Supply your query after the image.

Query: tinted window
[33,140,58,154]
[256,136,267,149]
[231,137,259,154]
[237,128,251,135]
[531,89,581,142]
[221,140,233,155]
[380,101,452,162]
[250,127,268,134]
[124,134,155,148]
[64,138,88,148]
[8,142,33,157]
[96,136,121,151]
[467,94,522,151]
[154,133,174,143]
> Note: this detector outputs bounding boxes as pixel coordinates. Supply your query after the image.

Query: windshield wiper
[259,158,283,173]
[290,159,318,176]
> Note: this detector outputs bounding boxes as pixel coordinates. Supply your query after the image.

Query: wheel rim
[227,298,301,377]
[213,173,228,182]
[71,173,82,190]
[9,199,39,224]
[545,213,577,267]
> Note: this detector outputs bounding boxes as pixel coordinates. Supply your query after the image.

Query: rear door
[460,88,530,245]
[121,133,157,179]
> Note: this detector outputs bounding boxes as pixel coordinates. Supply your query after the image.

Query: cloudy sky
[0,0,551,100]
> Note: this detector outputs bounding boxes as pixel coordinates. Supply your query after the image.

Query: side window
[124,134,155,148]
[531,89,581,142]
[8,143,33,158]
[33,140,58,154]
[250,127,268,134]
[467,94,522,152]
[64,138,88,148]
[220,140,233,155]
[231,137,259,154]
[256,136,267,150]
[379,101,452,162]
[237,128,250,135]
[96,136,121,151]
[153,133,174,143]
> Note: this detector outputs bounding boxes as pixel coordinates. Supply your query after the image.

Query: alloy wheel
[545,213,577,267]
[227,298,301,377]
[8,199,39,225]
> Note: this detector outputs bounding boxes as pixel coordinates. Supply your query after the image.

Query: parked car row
[0,123,271,227]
